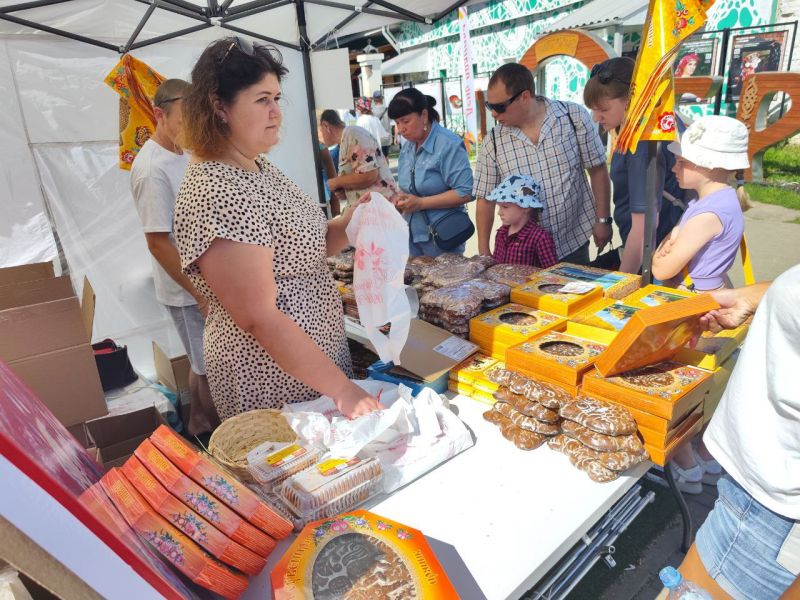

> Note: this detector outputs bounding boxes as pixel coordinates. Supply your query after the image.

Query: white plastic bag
[346,192,412,364]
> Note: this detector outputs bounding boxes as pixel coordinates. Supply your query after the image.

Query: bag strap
[681,234,754,289]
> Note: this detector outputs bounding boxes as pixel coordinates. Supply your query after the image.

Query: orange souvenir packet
[122,456,266,576]
[149,426,293,539]
[101,469,249,600]
[135,439,276,557]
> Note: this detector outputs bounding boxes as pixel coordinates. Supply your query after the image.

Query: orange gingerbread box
[470,303,566,359]
[271,510,458,600]
[135,439,277,557]
[540,263,642,299]
[150,425,293,540]
[594,294,720,377]
[100,469,249,600]
[510,273,604,317]
[122,456,266,576]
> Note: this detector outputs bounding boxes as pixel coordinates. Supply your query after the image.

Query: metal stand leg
[665,461,693,553]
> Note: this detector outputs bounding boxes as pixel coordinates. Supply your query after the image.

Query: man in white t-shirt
[372,90,392,156]
[130,78,219,435]
[678,266,800,598]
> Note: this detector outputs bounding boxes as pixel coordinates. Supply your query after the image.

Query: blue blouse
[397,121,474,244]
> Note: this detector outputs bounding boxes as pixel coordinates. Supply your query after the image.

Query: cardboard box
[540,263,642,300]
[510,273,604,316]
[0,262,54,286]
[8,345,107,427]
[86,406,169,470]
[152,341,191,395]
[366,318,479,385]
[0,275,74,311]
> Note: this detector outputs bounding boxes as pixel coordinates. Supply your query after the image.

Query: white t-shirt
[356,114,388,146]
[130,139,194,307]
[705,264,800,519]
[372,103,392,145]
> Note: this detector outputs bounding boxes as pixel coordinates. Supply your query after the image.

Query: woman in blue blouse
[388,89,474,257]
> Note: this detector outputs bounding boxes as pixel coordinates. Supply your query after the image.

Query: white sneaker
[693,448,723,485]
[670,463,703,495]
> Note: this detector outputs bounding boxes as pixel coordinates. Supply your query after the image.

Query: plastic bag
[346,192,412,364]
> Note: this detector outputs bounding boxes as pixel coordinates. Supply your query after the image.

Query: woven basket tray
[209,409,298,482]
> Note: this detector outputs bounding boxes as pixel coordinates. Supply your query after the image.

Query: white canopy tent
[0,0,480,374]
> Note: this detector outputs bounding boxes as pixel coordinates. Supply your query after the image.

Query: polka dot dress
[174,158,352,420]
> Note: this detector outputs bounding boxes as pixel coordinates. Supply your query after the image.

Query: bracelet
[596,217,613,225]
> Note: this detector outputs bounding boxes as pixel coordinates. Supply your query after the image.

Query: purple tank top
[678,187,744,291]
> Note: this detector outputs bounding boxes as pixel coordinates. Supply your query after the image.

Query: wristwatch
[596,217,613,225]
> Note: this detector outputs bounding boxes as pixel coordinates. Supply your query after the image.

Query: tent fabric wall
[0,34,317,375]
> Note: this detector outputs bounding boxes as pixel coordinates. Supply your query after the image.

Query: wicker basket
[208,409,298,482]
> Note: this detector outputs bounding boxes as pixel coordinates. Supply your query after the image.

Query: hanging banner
[616,0,716,153]
[458,6,479,153]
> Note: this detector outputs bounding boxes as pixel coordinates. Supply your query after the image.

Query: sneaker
[670,462,703,495]
[693,447,723,485]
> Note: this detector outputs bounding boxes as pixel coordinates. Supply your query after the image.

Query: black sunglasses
[485,89,525,114]
[155,96,182,108]
[590,61,629,86]
[221,36,260,64]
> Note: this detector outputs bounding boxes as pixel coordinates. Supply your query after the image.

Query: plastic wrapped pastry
[433,253,470,265]
[423,262,487,288]
[493,387,560,423]
[484,264,541,287]
[561,420,646,455]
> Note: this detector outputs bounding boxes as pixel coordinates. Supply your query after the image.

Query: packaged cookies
[246,441,324,490]
[484,264,541,287]
[279,456,383,524]
[559,397,638,436]
[149,425,293,540]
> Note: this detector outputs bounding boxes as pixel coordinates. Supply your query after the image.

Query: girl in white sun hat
[652,114,750,494]
[652,115,750,292]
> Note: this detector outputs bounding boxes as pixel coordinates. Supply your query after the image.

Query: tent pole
[132,0,209,23]
[295,0,328,212]
[302,0,408,20]
[222,1,293,22]
[433,0,470,22]
[130,23,213,50]
[312,2,373,49]
[220,23,301,51]
[641,140,659,285]
[123,1,158,54]
[0,13,118,51]
[0,0,73,14]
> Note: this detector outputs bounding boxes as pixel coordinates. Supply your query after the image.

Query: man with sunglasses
[474,63,612,265]
[130,78,220,436]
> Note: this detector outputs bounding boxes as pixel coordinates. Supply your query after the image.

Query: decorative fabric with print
[473,99,606,259]
[338,125,397,207]
[173,158,352,420]
[493,220,558,268]
[104,54,165,170]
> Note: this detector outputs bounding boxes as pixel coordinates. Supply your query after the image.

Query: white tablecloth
[245,394,650,600]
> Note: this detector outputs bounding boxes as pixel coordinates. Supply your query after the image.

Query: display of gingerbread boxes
[510,273,604,317]
[506,323,616,392]
[469,303,566,360]
[540,263,642,300]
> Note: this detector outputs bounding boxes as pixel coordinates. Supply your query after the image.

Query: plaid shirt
[473,99,606,258]
[493,220,558,268]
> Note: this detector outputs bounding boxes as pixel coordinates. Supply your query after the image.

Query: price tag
[558,281,599,295]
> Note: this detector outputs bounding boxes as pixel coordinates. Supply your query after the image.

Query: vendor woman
[388,88,474,257]
[583,57,687,273]
[174,37,383,420]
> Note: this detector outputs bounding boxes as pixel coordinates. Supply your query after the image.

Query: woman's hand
[327,176,341,190]
[334,382,385,419]
[700,287,759,332]
[394,193,424,215]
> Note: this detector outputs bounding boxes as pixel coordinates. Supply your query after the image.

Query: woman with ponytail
[388,88,474,257]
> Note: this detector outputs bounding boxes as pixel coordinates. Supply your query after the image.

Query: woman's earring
[218,113,227,124]
[423,124,428,132]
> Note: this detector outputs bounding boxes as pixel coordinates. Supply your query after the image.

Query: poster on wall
[675,37,719,103]
[726,30,788,101]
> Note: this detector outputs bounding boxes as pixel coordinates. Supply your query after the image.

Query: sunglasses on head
[485,89,526,114]
[221,36,260,64]
[590,61,629,85]
[155,96,182,108]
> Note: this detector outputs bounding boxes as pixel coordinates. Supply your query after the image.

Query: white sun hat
[667,115,750,170]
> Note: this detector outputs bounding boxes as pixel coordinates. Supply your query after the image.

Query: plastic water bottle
[659,566,712,599]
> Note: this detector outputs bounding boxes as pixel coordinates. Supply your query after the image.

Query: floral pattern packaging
[100,469,249,600]
[271,510,458,600]
[135,438,277,556]
[345,192,412,365]
[469,303,566,359]
[121,456,266,575]
[149,425,293,540]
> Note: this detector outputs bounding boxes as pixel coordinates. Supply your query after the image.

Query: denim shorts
[696,474,798,599]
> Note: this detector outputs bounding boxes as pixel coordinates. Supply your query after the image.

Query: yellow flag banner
[616,0,716,153]
[104,54,165,170]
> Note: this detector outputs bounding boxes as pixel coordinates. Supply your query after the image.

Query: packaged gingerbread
[559,396,638,436]
[149,425,293,540]
[122,456,266,576]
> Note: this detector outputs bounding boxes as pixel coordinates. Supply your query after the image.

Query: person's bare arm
[476,197,495,256]
[197,239,382,417]
[619,213,645,274]
[701,281,771,332]
[320,147,336,180]
[779,573,800,599]
[651,213,722,281]
[326,194,371,256]
[145,232,207,315]
[587,164,612,250]
[394,190,468,214]
[327,169,379,191]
